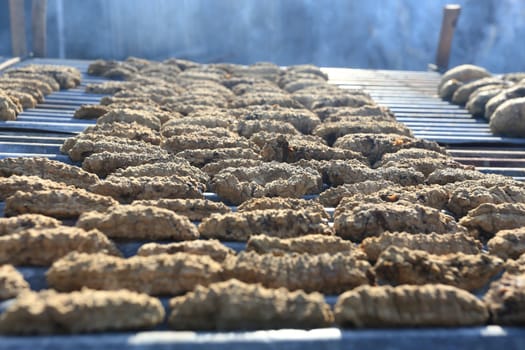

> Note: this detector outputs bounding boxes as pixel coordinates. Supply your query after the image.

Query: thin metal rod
[435,4,461,72]
[8,0,28,57]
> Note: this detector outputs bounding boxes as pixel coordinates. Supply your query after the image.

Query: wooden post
[8,0,28,57]
[435,4,461,72]
[32,0,47,57]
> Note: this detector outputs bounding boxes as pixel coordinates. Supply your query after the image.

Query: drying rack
[0,58,524,350]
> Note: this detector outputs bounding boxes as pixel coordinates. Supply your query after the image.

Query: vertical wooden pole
[32,0,47,57]
[8,0,28,57]
[436,4,461,72]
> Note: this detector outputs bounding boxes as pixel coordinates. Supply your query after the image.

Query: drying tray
[0,58,524,350]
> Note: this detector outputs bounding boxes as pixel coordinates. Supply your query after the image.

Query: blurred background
[1,0,524,72]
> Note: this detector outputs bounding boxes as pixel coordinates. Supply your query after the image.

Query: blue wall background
[1,0,524,72]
